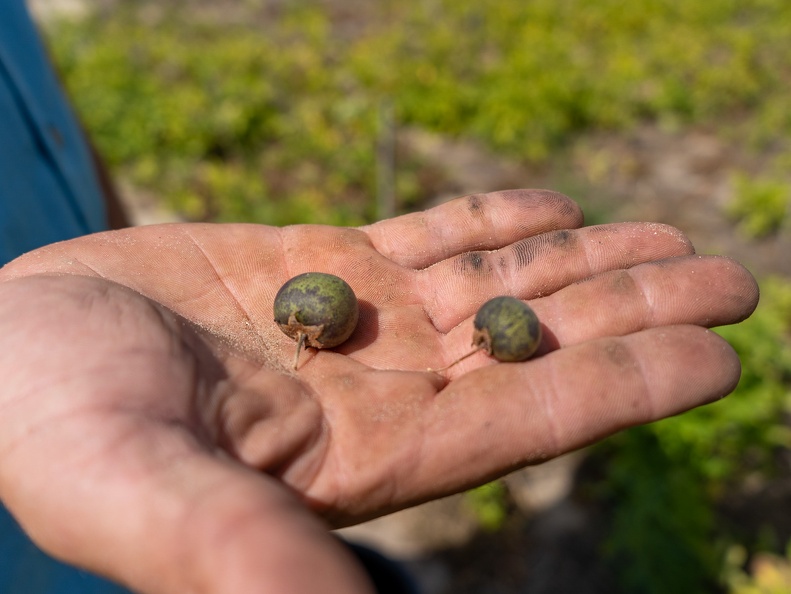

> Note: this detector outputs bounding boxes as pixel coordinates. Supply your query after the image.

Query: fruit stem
[293,332,307,370]
[428,346,483,374]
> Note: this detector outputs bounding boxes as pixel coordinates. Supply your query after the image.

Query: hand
[0,190,758,593]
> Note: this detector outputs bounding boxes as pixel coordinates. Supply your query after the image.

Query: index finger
[363,189,584,269]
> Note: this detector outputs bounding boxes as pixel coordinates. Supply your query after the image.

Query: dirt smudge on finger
[453,250,493,275]
[513,229,579,269]
[467,193,484,216]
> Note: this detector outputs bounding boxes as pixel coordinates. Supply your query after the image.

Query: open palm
[0,190,758,593]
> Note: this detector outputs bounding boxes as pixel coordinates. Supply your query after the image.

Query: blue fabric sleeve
[0,508,130,594]
[0,0,108,267]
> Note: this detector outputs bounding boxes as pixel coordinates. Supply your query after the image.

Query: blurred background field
[32,0,791,592]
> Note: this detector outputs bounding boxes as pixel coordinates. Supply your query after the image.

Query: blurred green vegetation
[725,544,791,594]
[464,480,510,532]
[43,0,791,591]
[590,278,791,593]
[729,170,791,238]
[49,5,386,224]
[46,0,791,227]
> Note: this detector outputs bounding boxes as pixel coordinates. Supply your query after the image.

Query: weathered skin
[473,296,542,362]
[274,272,359,349]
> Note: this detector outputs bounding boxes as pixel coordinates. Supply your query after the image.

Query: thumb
[5,433,375,594]
[0,275,375,594]
[135,456,378,594]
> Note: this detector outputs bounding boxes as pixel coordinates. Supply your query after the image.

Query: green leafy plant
[48,6,415,225]
[593,428,723,594]
[464,480,510,532]
[729,173,790,238]
[45,0,791,225]
[591,277,791,592]
[725,544,791,594]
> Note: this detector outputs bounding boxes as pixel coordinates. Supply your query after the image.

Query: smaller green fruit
[472,296,542,362]
[430,295,542,373]
[274,272,359,369]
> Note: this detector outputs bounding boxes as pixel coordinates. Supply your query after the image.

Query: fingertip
[706,255,761,322]
[490,188,585,229]
[641,325,744,407]
[712,331,743,400]
[696,325,745,400]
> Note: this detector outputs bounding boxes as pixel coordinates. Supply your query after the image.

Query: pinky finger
[408,325,741,498]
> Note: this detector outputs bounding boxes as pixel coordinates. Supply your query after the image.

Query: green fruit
[472,296,542,362]
[429,295,542,373]
[274,272,359,369]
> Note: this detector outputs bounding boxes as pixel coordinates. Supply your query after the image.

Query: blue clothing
[0,0,108,267]
[0,2,128,593]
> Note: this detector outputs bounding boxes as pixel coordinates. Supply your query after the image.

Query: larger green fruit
[274,272,359,369]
